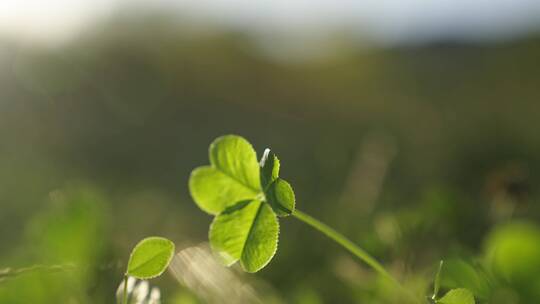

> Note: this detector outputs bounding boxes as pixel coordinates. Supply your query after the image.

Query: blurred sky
[1,0,540,46]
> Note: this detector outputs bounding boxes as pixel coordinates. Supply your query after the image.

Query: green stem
[292,209,392,279]
[0,264,75,281]
[292,209,417,302]
[122,275,128,304]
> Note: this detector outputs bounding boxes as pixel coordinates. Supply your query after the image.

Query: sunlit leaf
[190,166,259,215]
[189,135,261,214]
[209,200,279,272]
[265,178,295,216]
[127,237,175,279]
[437,288,475,304]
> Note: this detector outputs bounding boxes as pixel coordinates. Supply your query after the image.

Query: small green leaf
[189,135,261,214]
[437,288,475,304]
[209,200,279,273]
[126,237,175,279]
[265,178,295,216]
[260,149,280,190]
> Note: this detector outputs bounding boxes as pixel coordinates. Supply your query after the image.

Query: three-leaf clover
[189,135,295,272]
[188,135,434,302]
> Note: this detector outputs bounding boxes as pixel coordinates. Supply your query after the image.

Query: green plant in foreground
[431,261,475,304]
[188,134,399,277]
[189,135,476,303]
[122,237,175,304]
[435,289,475,304]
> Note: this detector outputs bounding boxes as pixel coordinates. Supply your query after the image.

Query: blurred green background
[1,3,540,303]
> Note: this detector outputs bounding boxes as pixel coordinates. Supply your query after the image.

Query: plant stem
[122,275,128,304]
[292,209,417,302]
[292,209,392,279]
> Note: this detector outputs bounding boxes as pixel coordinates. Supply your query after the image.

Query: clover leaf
[189,135,261,215]
[265,178,295,216]
[209,200,279,272]
[189,135,294,272]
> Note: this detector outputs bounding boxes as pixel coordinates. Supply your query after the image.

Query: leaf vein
[240,201,264,259]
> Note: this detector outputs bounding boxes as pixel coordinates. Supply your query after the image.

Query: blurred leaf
[27,189,107,267]
[189,135,261,215]
[293,287,323,304]
[437,288,475,304]
[127,237,175,279]
[265,178,295,216]
[209,200,278,272]
[0,186,108,303]
[441,259,492,299]
[485,221,540,284]
[172,290,201,304]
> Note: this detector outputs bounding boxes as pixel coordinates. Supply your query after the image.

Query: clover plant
[189,134,399,276]
[188,135,477,303]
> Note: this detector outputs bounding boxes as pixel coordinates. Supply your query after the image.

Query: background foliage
[1,9,540,303]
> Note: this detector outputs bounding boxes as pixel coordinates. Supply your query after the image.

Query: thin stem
[292,209,392,279]
[122,275,128,304]
[292,209,418,302]
[432,260,444,300]
[0,264,75,281]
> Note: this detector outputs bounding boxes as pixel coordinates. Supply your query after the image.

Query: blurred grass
[1,10,540,303]
[0,186,110,303]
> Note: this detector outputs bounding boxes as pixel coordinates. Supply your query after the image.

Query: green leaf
[209,135,261,191]
[190,166,260,215]
[437,288,475,304]
[189,135,262,214]
[265,178,295,216]
[126,237,175,279]
[485,221,540,284]
[441,259,491,300]
[209,200,279,273]
[260,149,280,190]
